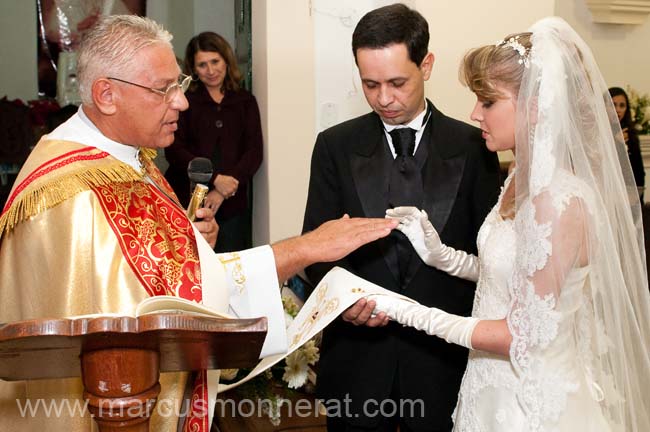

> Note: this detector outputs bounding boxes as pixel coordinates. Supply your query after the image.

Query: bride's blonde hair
[459,32,532,100]
[459,32,532,219]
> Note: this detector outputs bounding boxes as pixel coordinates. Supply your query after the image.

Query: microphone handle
[187,184,208,222]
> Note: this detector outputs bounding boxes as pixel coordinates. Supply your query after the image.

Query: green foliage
[626,86,650,135]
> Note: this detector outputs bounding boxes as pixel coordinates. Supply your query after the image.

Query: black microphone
[186,157,213,222]
[188,157,213,191]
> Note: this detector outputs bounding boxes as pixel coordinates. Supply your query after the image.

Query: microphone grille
[187,157,213,184]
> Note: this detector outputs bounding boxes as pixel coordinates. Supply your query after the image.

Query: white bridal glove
[369,295,478,349]
[386,207,479,282]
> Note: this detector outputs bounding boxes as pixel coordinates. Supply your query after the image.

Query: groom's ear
[420,52,435,80]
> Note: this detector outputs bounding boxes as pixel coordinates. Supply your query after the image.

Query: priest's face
[113,43,189,149]
[356,43,433,126]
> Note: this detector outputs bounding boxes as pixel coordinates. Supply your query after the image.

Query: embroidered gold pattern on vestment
[291,282,340,347]
[95,180,202,300]
[218,253,247,294]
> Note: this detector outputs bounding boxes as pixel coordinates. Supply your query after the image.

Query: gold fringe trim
[139,147,158,163]
[0,162,144,237]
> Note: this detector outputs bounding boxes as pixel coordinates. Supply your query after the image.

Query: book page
[135,295,233,319]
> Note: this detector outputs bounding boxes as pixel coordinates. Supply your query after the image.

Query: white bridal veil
[510,17,650,431]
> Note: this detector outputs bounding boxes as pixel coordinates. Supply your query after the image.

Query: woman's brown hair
[184,31,242,92]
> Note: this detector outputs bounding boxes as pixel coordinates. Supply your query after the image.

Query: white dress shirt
[382,99,431,158]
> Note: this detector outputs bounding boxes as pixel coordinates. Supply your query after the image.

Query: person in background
[0,15,396,432]
[302,4,501,430]
[609,86,645,200]
[379,17,650,431]
[165,31,261,252]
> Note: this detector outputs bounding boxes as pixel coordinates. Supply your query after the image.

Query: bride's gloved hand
[368,294,478,349]
[386,206,479,282]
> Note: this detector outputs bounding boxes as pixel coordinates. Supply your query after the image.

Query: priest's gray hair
[77,15,173,105]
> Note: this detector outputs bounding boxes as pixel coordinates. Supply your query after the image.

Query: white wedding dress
[381,17,650,432]
[451,173,610,432]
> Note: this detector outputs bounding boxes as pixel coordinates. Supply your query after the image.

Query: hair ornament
[495,35,530,68]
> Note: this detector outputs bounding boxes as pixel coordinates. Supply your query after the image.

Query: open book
[66,295,233,320]
[135,295,233,319]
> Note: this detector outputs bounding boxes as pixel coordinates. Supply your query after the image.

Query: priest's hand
[194,207,219,248]
[271,215,398,283]
[303,214,399,263]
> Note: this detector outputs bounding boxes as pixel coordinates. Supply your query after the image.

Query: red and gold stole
[2,142,202,302]
[136,151,209,432]
[96,149,202,301]
[1,141,210,431]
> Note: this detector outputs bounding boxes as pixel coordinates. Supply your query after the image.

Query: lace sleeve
[507,179,591,428]
[507,17,650,431]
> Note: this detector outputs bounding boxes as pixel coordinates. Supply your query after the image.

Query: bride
[373,17,650,431]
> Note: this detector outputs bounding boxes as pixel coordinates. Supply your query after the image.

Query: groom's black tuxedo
[302,101,500,430]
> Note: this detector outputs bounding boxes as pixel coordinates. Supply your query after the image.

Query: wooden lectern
[0,313,267,431]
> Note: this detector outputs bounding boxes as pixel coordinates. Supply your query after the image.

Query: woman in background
[165,31,262,252]
[609,86,645,199]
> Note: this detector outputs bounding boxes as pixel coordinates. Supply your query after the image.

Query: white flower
[495,35,530,68]
[626,85,650,133]
[282,341,320,389]
[283,351,310,389]
[301,340,320,365]
[220,368,238,380]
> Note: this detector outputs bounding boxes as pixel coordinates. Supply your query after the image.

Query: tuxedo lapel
[402,103,466,286]
[350,142,391,219]
[349,118,400,284]
[421,103,466,235]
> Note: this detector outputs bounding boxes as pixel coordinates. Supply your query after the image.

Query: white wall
[313,0,413,132]
[252,0,316,245]
[194,0,235,48]
[149,0,194,59]
[251,0,270,245]
[419,0,555,121]
[556,0,650,94]
[0,1,37,101]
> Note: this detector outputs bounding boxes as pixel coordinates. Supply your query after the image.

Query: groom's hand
[342,298,389,327]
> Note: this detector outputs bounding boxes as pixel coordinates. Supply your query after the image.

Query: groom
[302,4,500,431]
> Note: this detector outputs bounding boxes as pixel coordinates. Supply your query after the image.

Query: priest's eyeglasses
[107,74,193,103]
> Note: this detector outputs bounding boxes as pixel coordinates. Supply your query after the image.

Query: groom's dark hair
[352,3,429,66]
